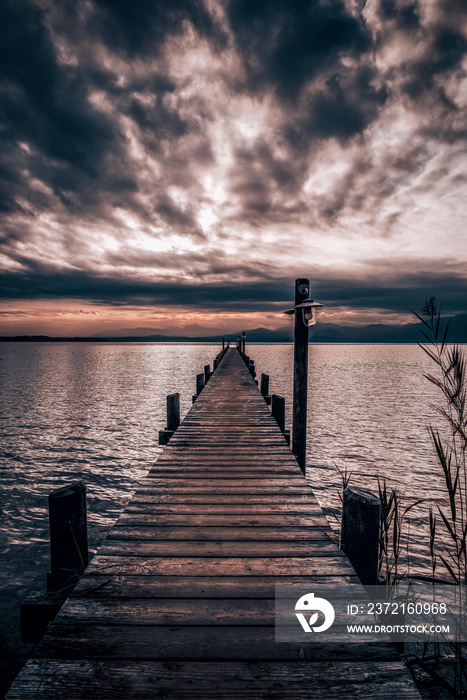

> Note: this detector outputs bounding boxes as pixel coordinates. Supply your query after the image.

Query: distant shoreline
[0,335,454,344]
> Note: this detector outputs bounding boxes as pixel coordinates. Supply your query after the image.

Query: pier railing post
[159,392,180,444]
[47,482,88,592]
[242,331,246,355]
[204,364,211,383]
[292,278,310,474]
[271,394,286,434]
[22,482,87,643]
[193,372,205,402]
[341,486,381,585]
[260,373,271,405]
[196,372,205,395]
[167,392,180,432]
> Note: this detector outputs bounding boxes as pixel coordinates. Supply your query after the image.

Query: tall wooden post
[196,373,205,395]
[47,482,88,592]
[167,393,180,432]
[222,337,225,350]
[292,278,310,474]
[271,394,286,434]
[341,486,381,585]
[260,373,269,397]
[159,393,180,444]
[242,331,246,355]
[204,364,211,383]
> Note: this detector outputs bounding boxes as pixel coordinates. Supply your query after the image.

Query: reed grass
[412,296,467,696]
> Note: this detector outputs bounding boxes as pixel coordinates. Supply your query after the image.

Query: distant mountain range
[3,313,467,343]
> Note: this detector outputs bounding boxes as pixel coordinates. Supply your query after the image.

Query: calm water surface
[0,341,454,690]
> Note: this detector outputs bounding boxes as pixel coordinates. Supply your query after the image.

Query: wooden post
[222,337,225,350]
[196,372,205,395]
[242,331,246,355]
[47,482,88,592]
[341,486,381,585]
[167,393,180,431]
[260,373,269,397]
[292,277,310,474]
[204,364,211,383]
[159,393,180,444]
[271,394,285,434]
[249,360,255,378]
[213,358,218,371]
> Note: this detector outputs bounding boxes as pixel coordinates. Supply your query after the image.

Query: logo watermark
[295,592,335,633]
[275,584,467,643]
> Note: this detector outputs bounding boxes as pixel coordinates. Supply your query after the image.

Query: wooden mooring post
[21,482,89,643]
[341,485,381,585]
[271,394,285,433]
[47,482,88,592]
[159,393,180,445]
[193,372,205,403]
[260,372,271,404]
[204,364,211,383]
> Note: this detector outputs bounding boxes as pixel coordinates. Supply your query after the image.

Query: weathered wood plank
[72,574,357,597]
[36,625,400,662]
[106,526,334,540]
[84,555,355,576]
[7,659,421,699]
[95,539,341,557]
[116,513,331,527]
[128,502,322,514]
[128,493,321,504]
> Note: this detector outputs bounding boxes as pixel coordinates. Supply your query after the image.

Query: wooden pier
[8,348,419,699]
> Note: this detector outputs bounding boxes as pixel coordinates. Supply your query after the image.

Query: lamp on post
[284,279,323,474]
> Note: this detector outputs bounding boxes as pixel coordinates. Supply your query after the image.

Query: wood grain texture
[7,348,419,699]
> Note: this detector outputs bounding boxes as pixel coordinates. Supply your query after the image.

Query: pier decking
[8,349,419,698]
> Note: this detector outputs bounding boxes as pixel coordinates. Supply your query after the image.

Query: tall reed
[413,297,467,585]
[413,297,467,696]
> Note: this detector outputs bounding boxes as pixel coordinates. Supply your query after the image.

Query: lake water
[0,341,452,692]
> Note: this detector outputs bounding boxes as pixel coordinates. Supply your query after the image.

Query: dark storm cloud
[379,0,420,30]
[226,0,371,102]
[0,1,116,182]
[403,26,467,100]
[90,0,223,57]
[286,65,387,149]
[1,258,465,318]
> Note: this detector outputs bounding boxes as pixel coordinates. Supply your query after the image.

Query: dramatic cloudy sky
[0,0,466,335]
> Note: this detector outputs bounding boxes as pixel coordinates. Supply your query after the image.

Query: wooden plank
[36,625,400,662]
[72,575,358,598]
[95,540,341,557]
[84,555,355,576]
[106,526,334,540]
[127,493,321,504]
[55,598,277,625]
[128,502,322,514]
[7,659,421,699]
[116,513,331,527]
